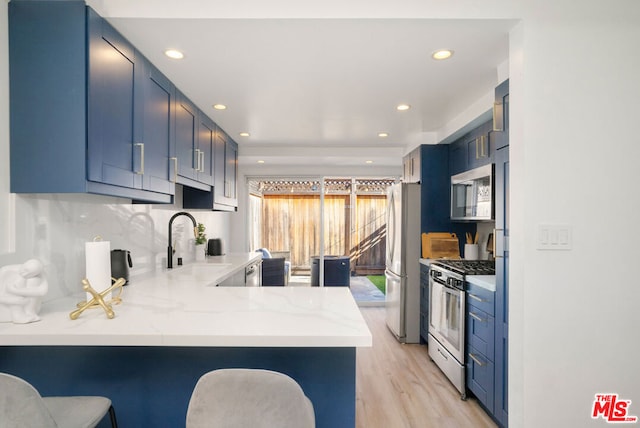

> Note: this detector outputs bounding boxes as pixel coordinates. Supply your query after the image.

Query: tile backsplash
[0,187,231,302]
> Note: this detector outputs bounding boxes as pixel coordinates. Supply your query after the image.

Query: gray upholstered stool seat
[186,368,315,428]
[0,372,117,428]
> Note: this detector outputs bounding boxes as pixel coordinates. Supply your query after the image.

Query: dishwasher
[245,261,261,287]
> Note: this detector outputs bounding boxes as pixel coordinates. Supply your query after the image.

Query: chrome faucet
[167,211,198,269]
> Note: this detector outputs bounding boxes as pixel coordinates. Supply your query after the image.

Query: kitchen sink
[167,263,233,281]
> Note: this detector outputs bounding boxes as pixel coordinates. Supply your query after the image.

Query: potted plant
[195,223,207,261]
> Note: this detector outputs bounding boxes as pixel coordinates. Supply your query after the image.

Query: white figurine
[0,259,48,324]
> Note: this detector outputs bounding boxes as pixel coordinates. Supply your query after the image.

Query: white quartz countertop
[0,253,372,348]
[466,275,496,292]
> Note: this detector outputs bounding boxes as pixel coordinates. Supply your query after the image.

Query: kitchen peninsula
[0,254,372,428]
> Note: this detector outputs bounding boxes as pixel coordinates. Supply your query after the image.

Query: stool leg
[108,405,118,428]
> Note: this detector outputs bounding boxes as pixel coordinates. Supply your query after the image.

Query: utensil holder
[464,244,479,260]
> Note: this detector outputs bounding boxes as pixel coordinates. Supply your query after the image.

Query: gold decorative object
[69,277,125,320]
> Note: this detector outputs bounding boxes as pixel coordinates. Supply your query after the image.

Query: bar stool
[0,372,117,428]
[186,368,315,428]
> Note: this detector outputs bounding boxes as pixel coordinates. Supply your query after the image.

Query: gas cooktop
[432,259,495,276]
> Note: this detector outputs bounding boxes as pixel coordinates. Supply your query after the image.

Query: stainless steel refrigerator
[385,182,421,343]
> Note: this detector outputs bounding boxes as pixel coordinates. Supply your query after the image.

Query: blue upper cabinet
[9,1,173,202]
[196,113,216,188]
[492,79,510,151]
[402,146,421,183]
[183,127,238,211]
[175,91,215,190]
[87,9,139,191]
[214,129,239,211]
[449,119,494,176]
[175,91,200,184]
[138,60,176,196]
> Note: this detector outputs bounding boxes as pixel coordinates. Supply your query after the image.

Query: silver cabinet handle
[493,101,504,131]
[493,228,497,255]
[199,150,205,172]
[469,311,485,323]
[468,293,485,303]
[134,143,144,174]
[475,137,480,159]
[480,135,486,157]
[194,149,200,171]
[170,157,178,183]
[468,352,486,367]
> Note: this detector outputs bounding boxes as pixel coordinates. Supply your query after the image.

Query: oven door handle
[437,347,449,361]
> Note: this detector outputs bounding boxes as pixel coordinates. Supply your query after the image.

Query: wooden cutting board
[422,232,461,259]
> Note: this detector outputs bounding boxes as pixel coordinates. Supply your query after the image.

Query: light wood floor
[356,307,497,428]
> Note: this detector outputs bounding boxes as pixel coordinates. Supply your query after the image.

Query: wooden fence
[261,194,386,275]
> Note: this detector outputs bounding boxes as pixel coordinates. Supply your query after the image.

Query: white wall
[510,3,640,426]
[0,2,232,299]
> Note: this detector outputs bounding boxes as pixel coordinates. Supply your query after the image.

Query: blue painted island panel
[1,346,356,428]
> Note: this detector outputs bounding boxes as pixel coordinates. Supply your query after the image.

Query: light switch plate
[537,224,572,250]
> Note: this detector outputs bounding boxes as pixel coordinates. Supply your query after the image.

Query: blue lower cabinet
[467,308,495,361]
[466,283,498,422]
[419,264,430,342]
[467,344,495,412]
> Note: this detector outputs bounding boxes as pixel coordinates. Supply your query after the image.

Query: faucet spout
[167,211,198,269]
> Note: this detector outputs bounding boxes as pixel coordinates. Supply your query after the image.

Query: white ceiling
[103,13,513,167]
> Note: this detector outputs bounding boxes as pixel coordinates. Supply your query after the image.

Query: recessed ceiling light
[432,49,454,60]
[164,49,184,59]
[213,104,227,110]
[378,133,388,138]
[396,104,411,111]
[257,160,265,164]
[239,132,250,137]
[365,160,374,164]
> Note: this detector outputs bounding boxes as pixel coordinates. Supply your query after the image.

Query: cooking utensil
[486,233,494,260]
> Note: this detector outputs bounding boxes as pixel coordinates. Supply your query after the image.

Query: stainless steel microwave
[451,164,494,221]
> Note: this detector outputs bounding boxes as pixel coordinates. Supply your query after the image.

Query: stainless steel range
[427,259,495,399]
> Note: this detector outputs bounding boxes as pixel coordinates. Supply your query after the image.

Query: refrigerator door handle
[387,191,396,264]
[384,269,405,340]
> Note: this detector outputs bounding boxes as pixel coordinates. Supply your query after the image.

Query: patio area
[288,275,385,307]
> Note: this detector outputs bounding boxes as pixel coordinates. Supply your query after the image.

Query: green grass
[367,275,386,294]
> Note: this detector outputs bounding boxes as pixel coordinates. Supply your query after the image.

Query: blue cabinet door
[494,145,509,427]
[225,139,238,202]
[139,60,175,195]
[449,139,467,176]
[213,130,238,210]
[466,120,494,170]
[175,91,198,182]
[197,114,215,186]
[176,90,215,189]
[87,8,140,190]
[493,80,509,150]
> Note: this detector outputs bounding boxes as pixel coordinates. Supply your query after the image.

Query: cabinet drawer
[467,309,495,360]
[466,283,495,316]
[467,344,495,412]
